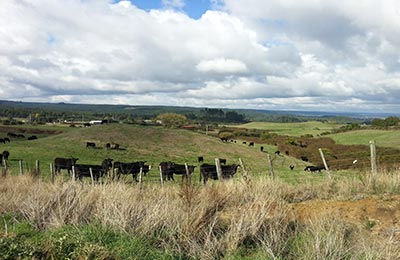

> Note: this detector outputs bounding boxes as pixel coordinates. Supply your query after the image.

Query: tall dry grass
[0,170,399,259]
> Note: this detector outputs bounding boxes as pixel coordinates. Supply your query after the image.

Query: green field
[233,121,342,136]
[0,123,340,184]
[329,129,400,149]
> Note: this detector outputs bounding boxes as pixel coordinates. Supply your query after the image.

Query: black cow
[114,161,150,182]
[248,142,254,147]
[285,151,289,155]
[83,123,91,127]
[219,158,226,165]
[304,165,325,172]
[260,146,264,152]
[27,135,37,140]
[300,156,309,162]
[220,137,228,142]
[86,142,96,148]
[4,138,10,143]
[105,143,111,150]
[242,141,247,145]
[0,138,5,144]
[159,161,176,181]
[16,134,25,138]
[199,163,240,184]
[7,133,17,138]
[289,164,295,170]
[75,158,113,181]
[2,151,9,161]
[198,156,204,163]
[54,157,79,174]
[167,163,196,181]
[275,150,281,155]
[0,154,2,166]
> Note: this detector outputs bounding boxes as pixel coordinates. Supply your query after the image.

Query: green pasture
[233,121,342,136]
[328,129,400,149]
[0,123,356,184]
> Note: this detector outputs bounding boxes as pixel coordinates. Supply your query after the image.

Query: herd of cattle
[0,132,38,144]
[53,157,241,184]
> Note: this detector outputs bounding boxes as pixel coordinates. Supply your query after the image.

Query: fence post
[267,154,275,179]
[370,140,377,176]
[159,165,164,186]
[89,168,94,186]
[319,148,331,179]
[50,163,54,183]
[35,160,40,178]
[2,158,6,177]
[72,166,76,181]
[19,160,23,175]
[185,163,192,186]
[215,158,222,180]
[138,167,143,190]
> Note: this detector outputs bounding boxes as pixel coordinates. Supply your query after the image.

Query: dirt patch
[291,195,400,240]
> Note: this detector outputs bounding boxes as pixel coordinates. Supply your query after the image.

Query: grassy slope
[233,121,342,136]
[329,129,400,149]
[0,123,334,184]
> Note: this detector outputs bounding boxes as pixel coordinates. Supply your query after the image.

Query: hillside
[329,129,400,149]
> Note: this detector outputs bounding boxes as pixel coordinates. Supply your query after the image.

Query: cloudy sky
[1,0,400,113]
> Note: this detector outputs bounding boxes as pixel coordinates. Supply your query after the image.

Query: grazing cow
[167,163,197,181]
[304,165,325,172]
[200,163,240,184]
[4,138,10,143]
[7,133,18,138]
[248,142,254,147]
[2,151,10,161]
[198,156,204,163]
[111,143,120,150]
[220,137,228,142]
[27,135,37,140]
[300,156,309,162]
[83,123,91,127]
[159,161,175,181]
[260,146,264,152]
[54,157,79,174]
[242,141,247,145]
[86,142,96,148]
[289,164,295,170]
[113,161,150,182]
[0,138,5,144]
[219,158,227,165]
[75,158,113,182]
[105,143,111,150]
[16,134,25,138]
[275,150,281,155]
[285,151,289,155]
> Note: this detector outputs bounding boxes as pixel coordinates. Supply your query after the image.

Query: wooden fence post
[185,163,192,186]
[72,166,76,181]
[215,158,222,180]
[159,165,164,186]
[35,160,40,178]
[19,160,23,175]
[89,168,94,186]
[138,167,143,190]
[370,140,377,176]
[50,163,54,183]
[319,148,331,179]
[238,158,248,179]
[267,154,275,179]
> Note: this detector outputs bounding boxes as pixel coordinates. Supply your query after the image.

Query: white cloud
[196,58,248,74]
[0,0,400,113]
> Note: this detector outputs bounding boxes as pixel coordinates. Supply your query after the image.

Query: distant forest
[0,100,376,125]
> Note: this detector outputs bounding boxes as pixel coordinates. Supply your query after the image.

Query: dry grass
[1,171,400,259]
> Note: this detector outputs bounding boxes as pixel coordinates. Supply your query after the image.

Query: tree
[156,113,187,128]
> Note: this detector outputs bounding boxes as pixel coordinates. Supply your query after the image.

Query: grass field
[329,129,400,149]
[0,123,348,184]
[233,121,342,136]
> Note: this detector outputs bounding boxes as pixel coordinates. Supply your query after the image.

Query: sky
[1,0,400,113]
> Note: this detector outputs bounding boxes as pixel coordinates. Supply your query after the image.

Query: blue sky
[1,0,400,113]
[114,0,213,19]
